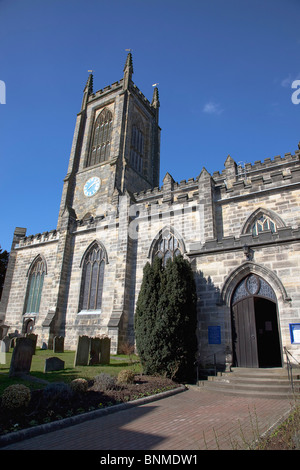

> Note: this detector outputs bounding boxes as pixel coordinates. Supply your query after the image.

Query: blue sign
[208,326,221,345]
[289,323,300,344]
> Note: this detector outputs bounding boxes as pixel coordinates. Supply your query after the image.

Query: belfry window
[87,108,113,167]
[79,243,105,312]
[130,125,144,174]
[252,215,276,236]
[25,257,46,314]
[152,232,182,266]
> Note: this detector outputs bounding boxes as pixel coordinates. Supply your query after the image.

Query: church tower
[47,53,161,351]
[58,53,160,228]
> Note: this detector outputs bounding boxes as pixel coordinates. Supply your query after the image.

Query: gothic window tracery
[252,215,276,236]
[87,108,113,167]
[152,232,182,266]
[232,274,276,305]
[241,208,284,237]
[24,257,46,314]
[79,243,105,312]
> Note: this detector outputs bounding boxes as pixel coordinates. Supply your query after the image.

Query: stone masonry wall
[3,232,59,337]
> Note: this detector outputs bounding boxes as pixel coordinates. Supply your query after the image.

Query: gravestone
[44,356,65,372]
[0,325,9,340]
[0,340,5,364]
[74,335,111,366]
[74,335,90,366]
[8,331,22,348]
[53,336,64,353]
[100,336,111,364]
[2,336,11,353]
[9,337,34,377]
[26,333,38,354]
[89,337,101,365]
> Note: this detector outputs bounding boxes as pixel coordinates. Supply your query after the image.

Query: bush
[70,378,88,393]
[1,384,31,410]
[93,373,116,391]
[42,382,74,409]
[117,369,135,385]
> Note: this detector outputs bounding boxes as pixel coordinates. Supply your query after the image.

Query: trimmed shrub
[93,373,116,391]
[70,378,88,393]
[117,369,135,385]
[42,382,74,409]
[1,384,31,410]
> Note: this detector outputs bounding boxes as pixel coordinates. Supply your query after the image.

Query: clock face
[83,176,101,197]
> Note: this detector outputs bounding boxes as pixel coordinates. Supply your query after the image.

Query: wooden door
[232,297,259,368]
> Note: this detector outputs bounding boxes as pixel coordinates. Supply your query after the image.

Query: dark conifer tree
[155,255,197,382]
[134,256,163,374]
[134,254,197,382]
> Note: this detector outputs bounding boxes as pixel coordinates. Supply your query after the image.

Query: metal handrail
[284,347,300,393]
[195,349,224,379]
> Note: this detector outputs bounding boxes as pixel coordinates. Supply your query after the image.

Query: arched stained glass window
[86,108,113,167]
[152,232,182,266]
[25,257,46,314]
[79,243,105,311]
[252,215,276,236]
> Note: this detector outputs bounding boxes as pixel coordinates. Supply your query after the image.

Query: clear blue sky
[1,0,300,252]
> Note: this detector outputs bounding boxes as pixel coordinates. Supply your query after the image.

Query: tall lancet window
[79,242,106,312]
[25,257,46,314]
[87,108,113,167]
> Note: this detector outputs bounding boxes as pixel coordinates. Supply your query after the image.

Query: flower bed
[0,375,177,435]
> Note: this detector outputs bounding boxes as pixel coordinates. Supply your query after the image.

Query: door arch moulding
[220,261,291,307]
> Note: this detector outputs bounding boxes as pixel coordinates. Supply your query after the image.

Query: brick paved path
[1,387,294,450]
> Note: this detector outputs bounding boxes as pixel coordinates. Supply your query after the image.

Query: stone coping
[0,385,187,448]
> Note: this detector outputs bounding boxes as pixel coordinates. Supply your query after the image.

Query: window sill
[77,310,102,315]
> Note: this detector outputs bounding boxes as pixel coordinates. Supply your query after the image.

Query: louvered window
[130,125,144,173]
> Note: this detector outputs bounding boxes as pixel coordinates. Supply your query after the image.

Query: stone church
[1,53,300,370]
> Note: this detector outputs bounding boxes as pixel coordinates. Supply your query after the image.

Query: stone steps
[197,367,300,399]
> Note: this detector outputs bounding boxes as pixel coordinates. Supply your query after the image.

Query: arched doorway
[24,318,35,335]
[231,274,282,368]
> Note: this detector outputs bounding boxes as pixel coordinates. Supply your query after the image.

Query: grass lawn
[0,348,142,394]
